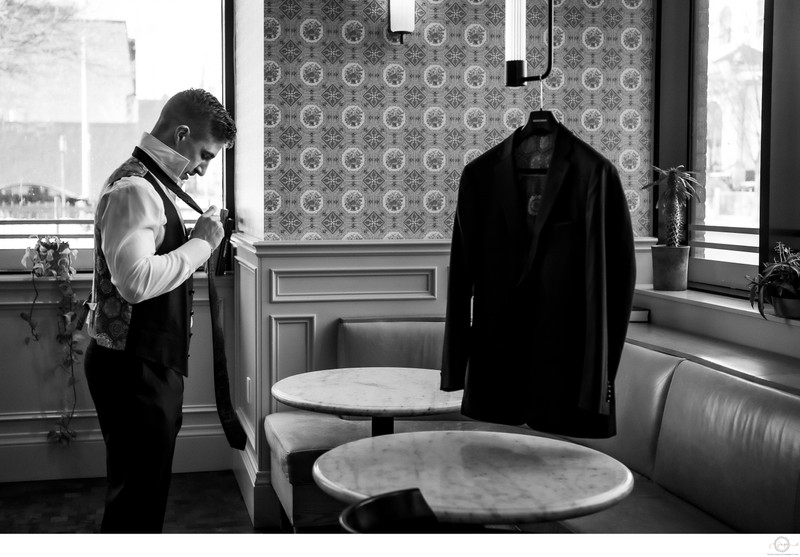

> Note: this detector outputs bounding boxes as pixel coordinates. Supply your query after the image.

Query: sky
[78,0,223,100]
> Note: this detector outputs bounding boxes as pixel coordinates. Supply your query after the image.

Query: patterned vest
[89,156,194,376]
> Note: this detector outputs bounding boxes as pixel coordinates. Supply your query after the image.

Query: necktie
[133,147,247,451]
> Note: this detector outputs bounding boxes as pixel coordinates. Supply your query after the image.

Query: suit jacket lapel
[518,123,574,285]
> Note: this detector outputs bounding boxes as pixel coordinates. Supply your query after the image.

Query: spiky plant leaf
[640,165,705,247]
[747,242,800,320]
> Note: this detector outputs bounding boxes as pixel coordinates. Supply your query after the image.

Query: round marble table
[270,367,463,436]
[313,430,634,525]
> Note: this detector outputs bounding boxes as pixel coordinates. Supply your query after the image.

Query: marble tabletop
[313,430,634,524]
[271,367,462,417]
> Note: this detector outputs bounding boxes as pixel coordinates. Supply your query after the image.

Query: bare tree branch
[0,0,81,75]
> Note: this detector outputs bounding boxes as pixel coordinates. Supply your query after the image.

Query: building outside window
[0,0,224,271]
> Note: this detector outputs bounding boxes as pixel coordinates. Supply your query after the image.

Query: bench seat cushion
[265,411,372,485]
[265,410,543,486]
[557,471,735,533]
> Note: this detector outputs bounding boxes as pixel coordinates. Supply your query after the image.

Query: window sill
[635,284,800,328]
[627,321,800,396]
[632,284,800,370]
[0,270,231,282]
[0,272,232,305]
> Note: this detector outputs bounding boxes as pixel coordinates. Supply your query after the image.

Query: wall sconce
[505,0,553,86]
[389,0,415,44]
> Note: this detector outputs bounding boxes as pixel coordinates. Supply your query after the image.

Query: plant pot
[651,245,690,291]
[772,296,800,319]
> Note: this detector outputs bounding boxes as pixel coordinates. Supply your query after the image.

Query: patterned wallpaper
[264,0,654,240]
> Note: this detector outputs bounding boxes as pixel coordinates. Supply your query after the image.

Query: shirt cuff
[182,237,213,269]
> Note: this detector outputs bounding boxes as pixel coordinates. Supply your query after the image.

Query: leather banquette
[264,317,800,533]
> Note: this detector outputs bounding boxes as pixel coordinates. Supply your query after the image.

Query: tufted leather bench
[264,317,800,532]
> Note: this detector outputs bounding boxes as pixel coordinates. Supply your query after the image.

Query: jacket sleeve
[440,168,475,391]
[578,161,636,414]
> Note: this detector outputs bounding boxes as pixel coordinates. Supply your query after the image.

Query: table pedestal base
[371,417,393,436]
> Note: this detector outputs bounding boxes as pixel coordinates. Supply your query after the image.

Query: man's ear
[174,125,191,145]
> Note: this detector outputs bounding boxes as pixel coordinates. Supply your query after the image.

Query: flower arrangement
[747,242,800,320]
[20,235,83,444]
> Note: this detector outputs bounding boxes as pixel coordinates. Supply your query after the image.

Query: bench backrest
[654,360,800,533]
[569,343,682,479]
[337,317,446,369]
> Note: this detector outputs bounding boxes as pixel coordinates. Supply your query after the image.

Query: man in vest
[84,88,236,533]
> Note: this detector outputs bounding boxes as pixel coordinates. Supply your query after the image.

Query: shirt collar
[138,132,189,185]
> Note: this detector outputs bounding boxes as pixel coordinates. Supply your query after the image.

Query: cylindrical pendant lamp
[389,0,415,43]
[505,0,527,87]
[505,0,554,87]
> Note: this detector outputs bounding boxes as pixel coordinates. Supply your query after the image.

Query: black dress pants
[85,339,184,533]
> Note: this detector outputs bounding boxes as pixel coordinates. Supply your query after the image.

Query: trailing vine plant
[21,236,83,445]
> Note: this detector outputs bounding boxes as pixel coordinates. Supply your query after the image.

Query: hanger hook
[539,79,544,111]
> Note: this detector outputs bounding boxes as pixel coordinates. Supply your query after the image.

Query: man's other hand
[190,205,225,250]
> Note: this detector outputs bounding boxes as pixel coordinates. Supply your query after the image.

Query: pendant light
[505,0,554,86]
[389,0,415,44]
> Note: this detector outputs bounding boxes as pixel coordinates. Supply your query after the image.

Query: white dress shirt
[96,133,212,304]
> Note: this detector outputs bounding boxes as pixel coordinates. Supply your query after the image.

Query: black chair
[339,488,506,534]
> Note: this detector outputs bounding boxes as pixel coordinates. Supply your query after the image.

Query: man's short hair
[165,88,237,147]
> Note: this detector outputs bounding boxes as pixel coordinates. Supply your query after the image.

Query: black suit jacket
[441,123,636,438]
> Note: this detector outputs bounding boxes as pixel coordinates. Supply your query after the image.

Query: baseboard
[232,445,281,529]
[0,423,234,483]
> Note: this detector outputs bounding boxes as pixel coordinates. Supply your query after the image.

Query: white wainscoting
[0,234,654,522]
[634,236,657,285]
[228,236,453,527]
[0,274,238,483]
[270,267,438,302]
[229,235,655,527]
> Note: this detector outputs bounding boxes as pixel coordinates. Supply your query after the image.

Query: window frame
[222,0,236,237]
[655,0,800,296]
[759,0,800,263]
[0,0,235,275]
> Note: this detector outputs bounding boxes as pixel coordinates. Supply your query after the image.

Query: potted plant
[747,242,800,320]
[641,165,704,290]
[20,236,84,444]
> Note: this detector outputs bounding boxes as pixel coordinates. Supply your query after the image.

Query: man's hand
[190,206,225,250]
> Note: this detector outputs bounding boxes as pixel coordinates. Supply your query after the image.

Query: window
[689,0,764,289]
[0,0,227,272]
[657,0,799,295]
